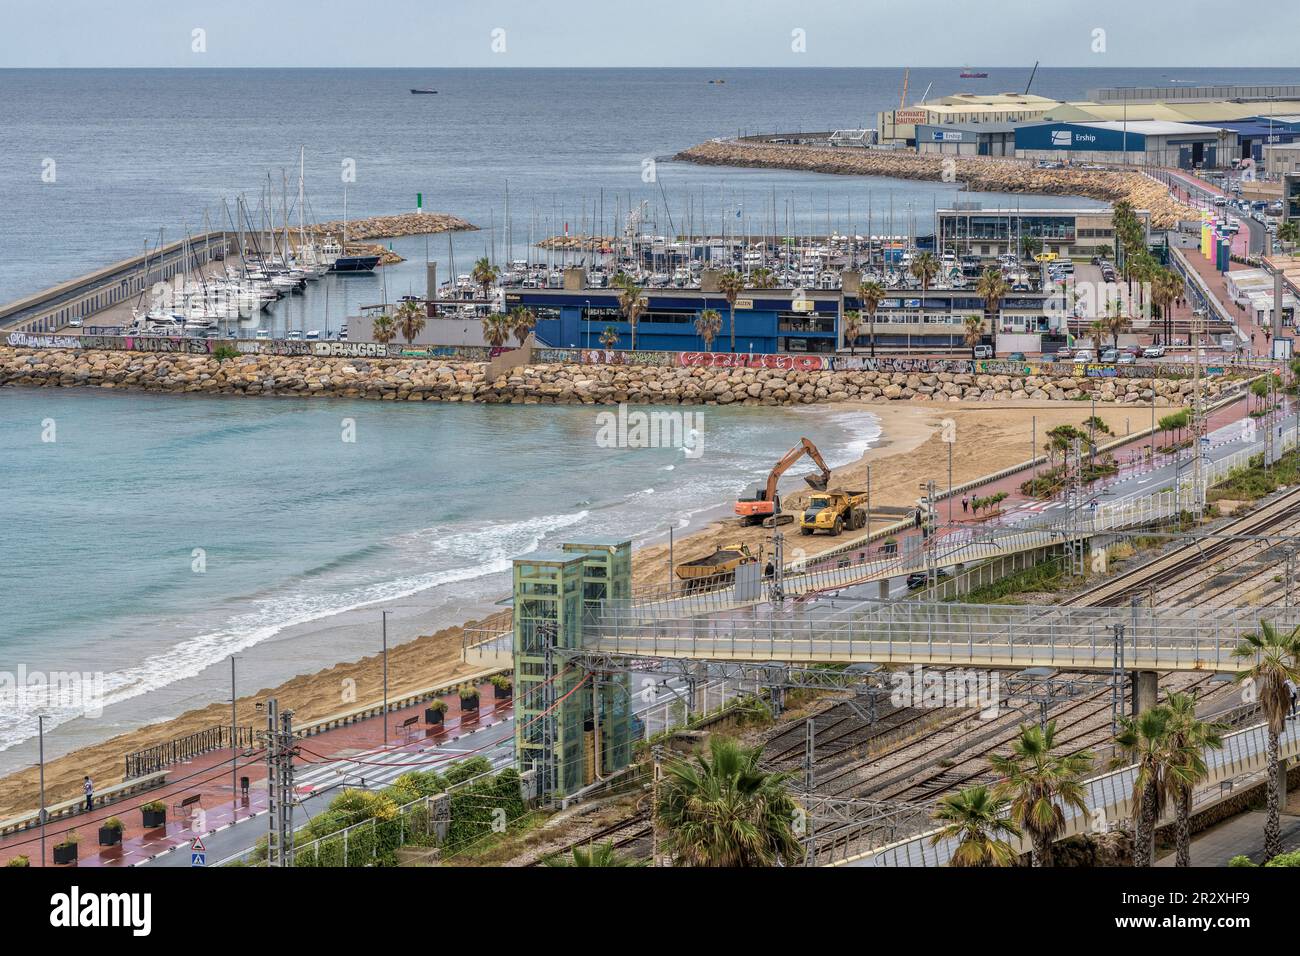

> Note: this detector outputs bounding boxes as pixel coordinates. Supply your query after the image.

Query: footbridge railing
[590,597,1296,673]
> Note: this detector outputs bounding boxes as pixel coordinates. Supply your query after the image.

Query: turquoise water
[0,387,878,767]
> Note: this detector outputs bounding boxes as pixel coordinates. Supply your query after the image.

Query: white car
[255,330,271,340]
[1072,349,1094,364]
[67,318,83,328]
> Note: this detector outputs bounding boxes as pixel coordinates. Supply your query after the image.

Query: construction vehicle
[800,490,869,536]
[674,543,758,591]
[735,438,831,527]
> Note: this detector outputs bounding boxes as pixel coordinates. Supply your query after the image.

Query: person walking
[1286,678,1298,720]
[961,495,969,514]
[83,775,93,813]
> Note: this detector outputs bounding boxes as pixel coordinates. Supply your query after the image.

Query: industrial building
[1014,120,1237,168]
[879,85,1300,169]
[1267,144,1300,178]
[915,122,1018,157]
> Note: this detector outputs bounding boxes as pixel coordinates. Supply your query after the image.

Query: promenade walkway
[0,677,509,868]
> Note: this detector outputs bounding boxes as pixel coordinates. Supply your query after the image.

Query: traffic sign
[191,836,206,868]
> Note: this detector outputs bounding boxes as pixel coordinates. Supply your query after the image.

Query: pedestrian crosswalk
[294,729,515,796]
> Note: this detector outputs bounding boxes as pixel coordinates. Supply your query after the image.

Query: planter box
[424,707,445,725]
[142,809,166,829]
[493,684,513,700]
[459,694,480,712]
[98,827,123,847]
[53,843,78,865]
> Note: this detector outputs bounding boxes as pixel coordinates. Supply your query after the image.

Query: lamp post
[381,610,390,748]
[38,715,46,867]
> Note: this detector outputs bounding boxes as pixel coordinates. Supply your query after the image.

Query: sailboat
[327,184,381,274]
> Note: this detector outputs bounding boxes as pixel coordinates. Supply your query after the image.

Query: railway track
[530,812,653,866]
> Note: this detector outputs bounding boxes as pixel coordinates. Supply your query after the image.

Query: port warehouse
[879,85,1300,167]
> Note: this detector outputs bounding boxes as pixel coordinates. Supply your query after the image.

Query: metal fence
[125,724,256,779]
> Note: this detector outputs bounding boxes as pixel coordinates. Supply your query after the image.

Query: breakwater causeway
[675,140,1196,229]
[2,346,1224,406]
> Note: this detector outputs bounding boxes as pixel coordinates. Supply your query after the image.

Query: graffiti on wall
[6,332,82,349]
[679,352,832,371]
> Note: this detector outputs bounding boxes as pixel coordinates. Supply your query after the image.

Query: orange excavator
[735,438,831,527]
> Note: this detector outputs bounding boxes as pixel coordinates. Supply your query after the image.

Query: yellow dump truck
[799,490,868,536]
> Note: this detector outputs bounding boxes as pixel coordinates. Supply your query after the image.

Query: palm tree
[614,273,647,351]
[543,841,645,867]
[1104,303,1131,352]
[963,315,985,357]
[394,299,426,345]
[471,257,499,300]
[1233,621,1300,861]
[747,267,777,289]
[370,313,396,345]
[656,736,805,867]
[508,306,536,346]
[976,267,1009,333]
[990,721,1094,867]
[910,251,939,299]
[1113,706,1178,866]
[1088,319,1107,354]
[1278,220,1299,253]
[1150,268,1181,347]
[859,279,885,357]
[842,310,863,355]
[931,785,1022,867]
[598,325,619,350]
[481,312,512,348]
[1164,692,1225,867]
[694,308,723,351]
[717,270,746,353]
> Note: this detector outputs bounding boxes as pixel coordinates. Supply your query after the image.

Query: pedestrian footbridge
[588,598,1292,674]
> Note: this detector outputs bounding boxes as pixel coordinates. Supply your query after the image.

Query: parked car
[1100,348,1119,363]
[1142,345,1165,358]
[1118,352,1137,365]
[973,344,994,359]
[1008,351,1027,362]
[906,569,951,590]
[1073,349,1094,364]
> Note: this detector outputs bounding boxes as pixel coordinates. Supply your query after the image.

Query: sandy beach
[0,398,1152,817]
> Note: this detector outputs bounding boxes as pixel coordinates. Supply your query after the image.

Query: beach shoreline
[0,398,1148,817]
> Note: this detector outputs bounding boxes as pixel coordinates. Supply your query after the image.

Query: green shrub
[102,817,124,831]
[7,855,30,867]
[212,344,240,363]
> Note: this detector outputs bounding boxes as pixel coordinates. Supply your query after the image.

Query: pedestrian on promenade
[961,495,969,514]
[83,776,93,813]
[1286,679,1298,719]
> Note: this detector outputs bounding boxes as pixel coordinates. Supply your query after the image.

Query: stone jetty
[675,141,1197,229]
[309,212,477,242]
[1,347,1221,407]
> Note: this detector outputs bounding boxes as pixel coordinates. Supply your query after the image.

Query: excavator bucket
[803,471,829,491]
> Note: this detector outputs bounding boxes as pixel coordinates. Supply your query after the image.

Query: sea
[2,66,1299,769]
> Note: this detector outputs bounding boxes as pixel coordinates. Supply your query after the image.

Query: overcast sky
[3,0,1297,68]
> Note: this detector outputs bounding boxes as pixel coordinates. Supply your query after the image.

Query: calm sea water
[5,67,1300,305]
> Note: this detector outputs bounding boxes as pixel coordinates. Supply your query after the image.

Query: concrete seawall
[1,347,1221,406]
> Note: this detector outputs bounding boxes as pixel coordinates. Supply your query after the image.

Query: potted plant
[490,674,513,700]
[98,816,124,847]
[425,698,448,725]
[7,855,29,867]
[53,832,79,865]
[458,684,480,712]
[141,800,167,829]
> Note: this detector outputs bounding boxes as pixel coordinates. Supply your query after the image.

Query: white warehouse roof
[1073,120,1226,136]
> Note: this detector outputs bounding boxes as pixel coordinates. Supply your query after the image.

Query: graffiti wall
[679,351,832,371]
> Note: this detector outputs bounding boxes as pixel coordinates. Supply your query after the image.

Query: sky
[2,0,1298,68]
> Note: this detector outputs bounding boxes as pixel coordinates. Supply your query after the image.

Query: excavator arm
[763,437,831,502]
